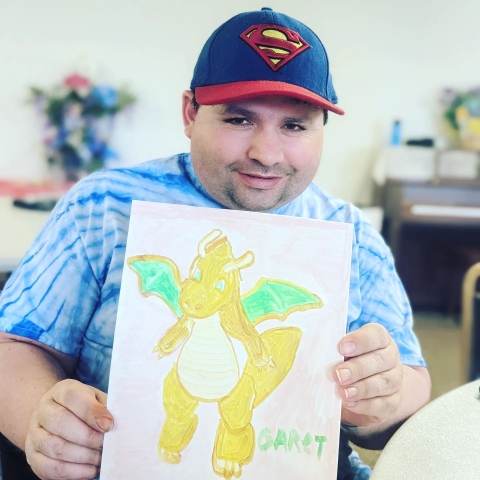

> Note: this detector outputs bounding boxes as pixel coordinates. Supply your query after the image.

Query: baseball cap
[190,7,344,115]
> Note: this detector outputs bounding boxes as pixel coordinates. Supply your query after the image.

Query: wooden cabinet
[381,179,480,313]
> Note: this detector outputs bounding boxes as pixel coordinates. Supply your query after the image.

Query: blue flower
[91,85,118,109]
[50,127,69,149]
[103,146,118,160]
[86,138,105,158]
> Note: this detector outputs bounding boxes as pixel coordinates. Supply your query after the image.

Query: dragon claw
[152,343,164,359]
[213,458,242,479]
[255,355,276,370]
[158,447,181,464]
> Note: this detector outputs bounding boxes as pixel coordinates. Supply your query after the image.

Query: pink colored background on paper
[100,200,353,479]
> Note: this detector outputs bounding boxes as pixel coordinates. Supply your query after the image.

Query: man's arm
[333,323,431,450]
[0,331,113,480]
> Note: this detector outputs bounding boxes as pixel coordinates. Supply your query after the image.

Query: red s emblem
[240,24,310,71]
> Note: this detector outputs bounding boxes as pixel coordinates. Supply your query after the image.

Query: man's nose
[247,126,284,167]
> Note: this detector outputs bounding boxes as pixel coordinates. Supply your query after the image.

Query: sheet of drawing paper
[100,200,353,480]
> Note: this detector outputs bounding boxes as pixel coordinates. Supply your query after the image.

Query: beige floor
[355,311,463,468]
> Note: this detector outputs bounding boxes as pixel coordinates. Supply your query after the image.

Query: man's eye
[225,117,250,126]
[284,123,305,131]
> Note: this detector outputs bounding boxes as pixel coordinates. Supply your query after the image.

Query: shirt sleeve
[0,199,100,357]
[347,215,426,368]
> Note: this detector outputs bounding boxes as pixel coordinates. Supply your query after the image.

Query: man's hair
[190,94,328,125]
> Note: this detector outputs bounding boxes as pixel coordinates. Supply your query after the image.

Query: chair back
[461,262,480,382]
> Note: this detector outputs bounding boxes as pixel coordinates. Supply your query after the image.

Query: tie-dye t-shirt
[0,153,425,479]
[0,153,425,391]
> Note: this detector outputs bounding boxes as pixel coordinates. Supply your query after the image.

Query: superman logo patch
[240,24,310,71]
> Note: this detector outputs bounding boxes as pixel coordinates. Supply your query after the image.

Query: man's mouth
[235,172,284,189]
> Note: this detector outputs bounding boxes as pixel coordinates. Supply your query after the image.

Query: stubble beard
[223,175,294,212]
[192,148,298,211]
[223,161,297,212]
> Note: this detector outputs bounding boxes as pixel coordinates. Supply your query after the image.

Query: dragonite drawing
[128,229,323,479]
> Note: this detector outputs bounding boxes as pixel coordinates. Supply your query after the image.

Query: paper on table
[438,150,478,180]
[373,146,436,185]
[411,204,480,218]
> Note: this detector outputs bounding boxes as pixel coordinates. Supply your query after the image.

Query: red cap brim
[195,80,345,115]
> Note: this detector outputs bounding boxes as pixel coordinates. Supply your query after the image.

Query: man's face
[182,92,325,212]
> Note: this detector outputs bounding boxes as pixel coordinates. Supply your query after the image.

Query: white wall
[1,0,479,203]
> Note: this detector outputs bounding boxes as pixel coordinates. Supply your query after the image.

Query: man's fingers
[335,325,407,429]
[51,379,113,433]
[339,323,391,357]
[26,448,99,480]
[31,426,102,466]
[36,400,104,450]
[24,380,111,478]
[335,344,398,385]
[341,393,402,426]
[93,388,108,407]
[338,370,402,402]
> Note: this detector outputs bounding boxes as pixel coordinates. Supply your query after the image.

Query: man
[0,7,430,480]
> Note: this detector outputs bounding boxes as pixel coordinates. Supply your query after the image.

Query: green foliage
[441,87,480,131]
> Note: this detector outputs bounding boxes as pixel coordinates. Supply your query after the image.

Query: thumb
[53,379,114,433]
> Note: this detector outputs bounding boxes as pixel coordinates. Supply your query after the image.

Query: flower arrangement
[30,73,136,180]
[441,87,480,151]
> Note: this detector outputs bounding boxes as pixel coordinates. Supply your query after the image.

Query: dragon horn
[224,251,255,272]
[198,229,222,256]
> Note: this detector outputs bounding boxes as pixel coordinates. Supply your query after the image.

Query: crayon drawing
[128,228,323,478]
[100,201,353,480]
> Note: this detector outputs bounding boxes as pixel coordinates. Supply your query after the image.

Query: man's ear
[182,90,198,139]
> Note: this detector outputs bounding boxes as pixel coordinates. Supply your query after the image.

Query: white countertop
[0,197,51,272]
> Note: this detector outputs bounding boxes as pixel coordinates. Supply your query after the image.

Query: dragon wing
[127,255,183,319]
[241,278,323,326]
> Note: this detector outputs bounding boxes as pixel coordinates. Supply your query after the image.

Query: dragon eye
[215,279,226,292]
[193,268,202,281]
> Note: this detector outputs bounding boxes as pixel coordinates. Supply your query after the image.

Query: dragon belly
[177,312,240,401]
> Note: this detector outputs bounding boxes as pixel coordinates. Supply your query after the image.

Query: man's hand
[24,379,113,480]
[334,323,404,428]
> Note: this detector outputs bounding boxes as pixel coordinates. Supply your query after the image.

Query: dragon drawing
[128,229,323,479]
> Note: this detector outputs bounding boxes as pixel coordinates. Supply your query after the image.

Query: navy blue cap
[190,8,344,115]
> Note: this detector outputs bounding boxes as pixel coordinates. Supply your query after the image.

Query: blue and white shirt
[0,153,425,389]
[0,153,425,478]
